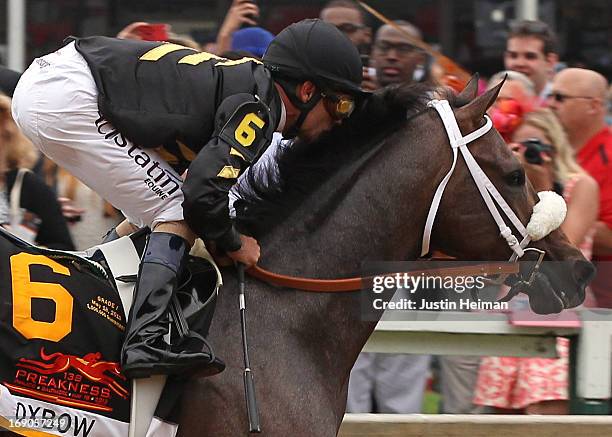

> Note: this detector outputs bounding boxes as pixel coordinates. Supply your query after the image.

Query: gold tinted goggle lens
[323,93,355,119]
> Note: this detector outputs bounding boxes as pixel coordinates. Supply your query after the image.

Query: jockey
[11,19,367,378]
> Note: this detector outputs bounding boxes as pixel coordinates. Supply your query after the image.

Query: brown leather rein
[247,262,520,292]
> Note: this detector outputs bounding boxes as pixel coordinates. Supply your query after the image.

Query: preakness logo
[5,347,128,413]
[95,114,180,200]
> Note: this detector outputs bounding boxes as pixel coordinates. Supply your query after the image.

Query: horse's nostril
[573,260,596,286]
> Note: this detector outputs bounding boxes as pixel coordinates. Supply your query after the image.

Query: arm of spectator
[593,222,612,257]
[57,197,86,223]
[20,171,75,250]
[216,0,259,55]
[561,175,599,246]
[116,22,150,40]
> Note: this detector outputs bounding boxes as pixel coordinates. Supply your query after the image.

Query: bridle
[249,99,563,294]
[422,99,531,259]
[422,99,555,301]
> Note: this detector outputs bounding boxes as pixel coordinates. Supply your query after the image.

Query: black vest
[74,36,280,164]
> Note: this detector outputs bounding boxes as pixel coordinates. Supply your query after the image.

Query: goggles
[321,92,356,120]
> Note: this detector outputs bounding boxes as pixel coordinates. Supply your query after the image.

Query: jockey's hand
[227,234,260,267]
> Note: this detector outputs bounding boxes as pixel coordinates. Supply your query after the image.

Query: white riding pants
[11,42,184,229]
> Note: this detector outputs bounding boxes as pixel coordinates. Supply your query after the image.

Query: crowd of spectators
[0,0,611,416]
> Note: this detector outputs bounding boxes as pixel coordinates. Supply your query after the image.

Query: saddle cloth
[0,229,222,437]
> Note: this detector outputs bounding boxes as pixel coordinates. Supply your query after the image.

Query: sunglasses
[321,92,355,120]
[335,23,365,35]
[374,41,420,56]
[549,91,596,103]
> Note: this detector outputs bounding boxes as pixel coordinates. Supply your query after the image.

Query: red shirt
[577,127,612,307]
[578,127,612,229]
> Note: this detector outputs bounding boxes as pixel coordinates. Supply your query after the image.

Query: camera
[522,138,554,165]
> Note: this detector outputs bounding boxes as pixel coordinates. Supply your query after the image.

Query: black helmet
[263,19,367,96]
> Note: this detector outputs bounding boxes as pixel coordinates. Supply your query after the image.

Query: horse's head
[428,76,594,314]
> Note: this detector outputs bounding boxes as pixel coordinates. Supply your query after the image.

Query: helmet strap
[276,77,322,139]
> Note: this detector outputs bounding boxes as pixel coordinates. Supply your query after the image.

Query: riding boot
[121,232,222,378]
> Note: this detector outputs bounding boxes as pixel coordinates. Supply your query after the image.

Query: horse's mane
[235,83,452,237]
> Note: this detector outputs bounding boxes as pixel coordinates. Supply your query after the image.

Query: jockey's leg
[120,220,218,377]
[11,41,220,377]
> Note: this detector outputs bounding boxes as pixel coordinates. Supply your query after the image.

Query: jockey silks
[72,36,282,251]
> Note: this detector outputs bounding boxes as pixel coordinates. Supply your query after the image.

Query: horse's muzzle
[568,259,596,308]
[525,259,596,314]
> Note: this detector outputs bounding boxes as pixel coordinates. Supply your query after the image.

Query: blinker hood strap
[276,78,322,139]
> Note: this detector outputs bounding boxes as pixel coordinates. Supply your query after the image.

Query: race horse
[0,78,594,436]
[173,78,593,435]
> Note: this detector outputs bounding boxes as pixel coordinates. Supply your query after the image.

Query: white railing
[362,309,612,403]
[339,414,612,436]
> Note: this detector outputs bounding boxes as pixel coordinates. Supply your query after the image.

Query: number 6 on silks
[235,113,266,148]
[217,94,270,163]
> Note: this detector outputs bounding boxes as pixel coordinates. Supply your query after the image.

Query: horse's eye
[506,169,525,187]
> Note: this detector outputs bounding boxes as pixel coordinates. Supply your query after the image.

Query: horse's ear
[455,74,480,106]
[461,74,506,118]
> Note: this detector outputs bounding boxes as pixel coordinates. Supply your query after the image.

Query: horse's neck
[259,129,438,278]
[248,125,442,378]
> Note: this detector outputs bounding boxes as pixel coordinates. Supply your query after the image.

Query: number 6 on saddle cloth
[0,226,224,437]
[0,225,224,370]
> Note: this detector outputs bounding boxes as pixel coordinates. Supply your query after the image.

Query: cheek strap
[276,78,322,139]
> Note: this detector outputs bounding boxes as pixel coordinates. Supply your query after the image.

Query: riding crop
[237,263,262,433]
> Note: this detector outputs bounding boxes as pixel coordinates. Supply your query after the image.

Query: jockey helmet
[263,19,367,97]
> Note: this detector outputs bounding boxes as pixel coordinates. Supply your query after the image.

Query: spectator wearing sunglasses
[474,108,599,415]
[504,20,558,105]
[549,68,612,307]
[369,21,429,89]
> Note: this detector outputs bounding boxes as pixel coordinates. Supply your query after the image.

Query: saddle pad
[0,231,222,437]
[0,232,132,436]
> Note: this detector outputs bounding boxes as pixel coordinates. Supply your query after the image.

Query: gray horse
[176,80,593,436]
